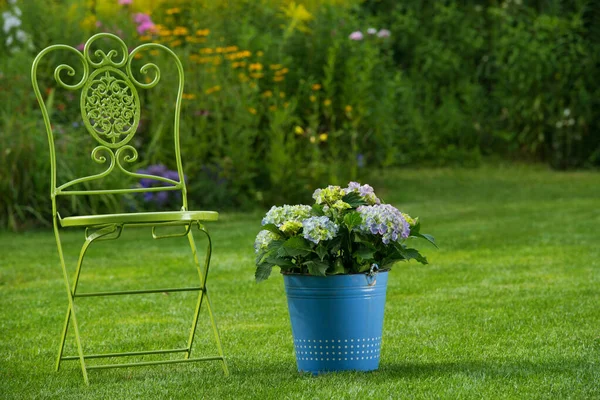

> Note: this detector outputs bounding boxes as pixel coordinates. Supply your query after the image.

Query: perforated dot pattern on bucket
[293,337,382,363]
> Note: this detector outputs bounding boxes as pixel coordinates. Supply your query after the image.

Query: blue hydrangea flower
[356,204,410,244]
[261,204,312,227]
[302,216,339,244]
[254,230,279,253]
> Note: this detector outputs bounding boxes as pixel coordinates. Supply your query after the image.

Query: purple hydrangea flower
[344,182,381,205]
[356,204,410,244]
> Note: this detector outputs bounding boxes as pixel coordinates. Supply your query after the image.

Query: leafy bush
[1,0,598,230]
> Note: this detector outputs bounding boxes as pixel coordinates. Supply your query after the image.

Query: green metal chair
[31,33,228,384]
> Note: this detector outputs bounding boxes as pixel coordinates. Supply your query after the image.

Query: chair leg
[55,306,71,371]
[54,224,120,384]
[54,226,89,385]
[186,225,228,375]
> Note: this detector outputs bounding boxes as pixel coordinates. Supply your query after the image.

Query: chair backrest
[31,32,189,215]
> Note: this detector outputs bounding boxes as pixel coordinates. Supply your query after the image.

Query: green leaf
[341,192,368,208]
[315,243,328,261]
[255,264,273,282]
[343,211,363,230]
[312,204,325,216]
[304,260,329,276]
[403,248,429,264]
[411,231,438,248]
[280,236,313,257]
[353,247,375,263]
[265,256,295,268]
[327,258,346,275]
[261,223,284,238]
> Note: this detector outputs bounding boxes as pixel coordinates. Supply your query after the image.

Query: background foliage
[1,0,599,230]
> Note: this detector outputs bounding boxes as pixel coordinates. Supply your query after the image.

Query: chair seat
[59,210,219,228]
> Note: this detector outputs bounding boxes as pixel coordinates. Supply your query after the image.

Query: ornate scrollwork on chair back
[32,32,185,196]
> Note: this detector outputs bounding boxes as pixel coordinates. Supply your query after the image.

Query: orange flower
[312,83,321,91]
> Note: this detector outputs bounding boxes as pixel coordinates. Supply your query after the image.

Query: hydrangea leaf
[305,260,329,276]
[255,264,273,282]
[315,243,328,261]
[280,236,313,257]
[343,211,363,230]
[327,259,346,275]
[261,223,285,237]
[341,192,368,208]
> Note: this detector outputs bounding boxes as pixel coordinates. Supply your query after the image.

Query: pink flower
[377,29,391,38]
[134,13,152,24]
[76,43,85,51]
[348,31,363,41]
[137,21,155,35]
[119,0,132,4]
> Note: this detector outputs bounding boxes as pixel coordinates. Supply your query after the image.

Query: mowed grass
[1,165,599,399]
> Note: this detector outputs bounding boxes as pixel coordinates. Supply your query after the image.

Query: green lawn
[1,165,599,399]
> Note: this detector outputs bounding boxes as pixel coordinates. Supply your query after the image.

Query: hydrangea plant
[254,182,436,282]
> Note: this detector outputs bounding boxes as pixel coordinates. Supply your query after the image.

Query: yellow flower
[170,39,182,47]
[319,133,328,142]
[262,90,273,98]
[323,99,331,107]
[295,126,304,135]
[270,64,283,70]
[250,72,264,79]
[279,92,286,98]
[232,61,246,69]
[205,85,222,95]
[134,53,143,60]
[345,105,353,113]
[269,105,277,111]
[196,29,210,36]
[257,51,264,57]
[275,68,289,76]
[248,107,257,115]
[312,83,321,91]
[273,76,285,82]
[200,48,214,54]
[173,26,189,36]
[216,47,225,53]
[166,7,181,14]
[238,73,249,82]
[309,136,316,143]
[150,50,160,56]
[249,63,263,71]
[182,93,196,100]
[310,95,316,103]
[80,15,96,31]
[139,35,152,41]
[224,46,239,53]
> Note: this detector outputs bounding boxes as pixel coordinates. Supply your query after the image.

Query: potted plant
[254,182,436,374]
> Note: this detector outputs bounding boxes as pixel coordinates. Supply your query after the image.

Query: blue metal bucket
[283,271,388,374]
